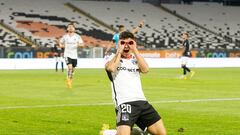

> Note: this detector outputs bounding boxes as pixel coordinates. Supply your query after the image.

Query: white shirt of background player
[60,33,83,59]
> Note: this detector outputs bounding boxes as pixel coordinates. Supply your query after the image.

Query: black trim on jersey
[106,70,113,82]
[112,81,118,106]
[106,70,118,106]
[182,39,191,57]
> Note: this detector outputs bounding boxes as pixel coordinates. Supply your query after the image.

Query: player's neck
[121,53,132,59]
[68,32,75,36]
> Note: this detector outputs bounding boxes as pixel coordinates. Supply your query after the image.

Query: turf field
[0,68,239,135]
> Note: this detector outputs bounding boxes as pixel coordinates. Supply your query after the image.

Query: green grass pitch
[0,68,239,135]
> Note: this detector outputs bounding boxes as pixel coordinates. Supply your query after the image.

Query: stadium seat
[70,1,234,49]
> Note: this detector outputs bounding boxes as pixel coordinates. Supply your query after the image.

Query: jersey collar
[121,54,133,59]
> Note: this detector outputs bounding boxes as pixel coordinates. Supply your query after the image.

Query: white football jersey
[105,54,146,107]
[60,33,83,59]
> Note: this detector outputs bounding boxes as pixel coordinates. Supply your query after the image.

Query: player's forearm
[131,27,140,34]
[105,52,121,72]
[132,20,144,34]
[133,50,149,73]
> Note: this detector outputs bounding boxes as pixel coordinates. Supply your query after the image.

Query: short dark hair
[118,25,125,29]
[67,23,75,28]
[183,32,189,37]
[119,31,135,40]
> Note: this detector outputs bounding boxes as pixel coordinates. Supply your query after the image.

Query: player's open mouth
[124,50,129,53]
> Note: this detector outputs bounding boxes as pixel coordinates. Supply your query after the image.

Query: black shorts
[183,51,192,57]
[116,101,161,130]
[65,57,77,67]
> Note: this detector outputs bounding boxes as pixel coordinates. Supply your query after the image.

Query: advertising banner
[1,47,103,58]
[3,47,53,58]
[1,47,240,58]
[139,50,197,58]
[139,49,240,58]
[196,49,240,58]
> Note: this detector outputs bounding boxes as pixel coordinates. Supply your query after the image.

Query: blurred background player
[179,32,195,79]
[59,23,84,88]
[104,20,145,55]
[52,37,64,72]
[105,31,166,135]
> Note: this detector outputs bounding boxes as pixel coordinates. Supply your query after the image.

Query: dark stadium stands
[70,1,235,49]
[163,2,240,42]
[0,0,113,47]
[0,28,26,47]
[0,0,239,50]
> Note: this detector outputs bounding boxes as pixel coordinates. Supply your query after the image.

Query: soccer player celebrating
[179,32,195,79]
[59,23,84,88]
[104,20,144,55]
[105,31,166,135]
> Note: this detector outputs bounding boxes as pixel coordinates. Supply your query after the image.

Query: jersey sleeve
[112,34,117,42]
[59,35,65,44]
[187,40,191,49]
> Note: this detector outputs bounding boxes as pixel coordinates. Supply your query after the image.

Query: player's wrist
[133,49,140,55]
[116,51,122,56]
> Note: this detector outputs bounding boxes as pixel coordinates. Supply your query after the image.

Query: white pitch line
[150,98,240,103]
[0,103,113,110]
[0,98,240,110]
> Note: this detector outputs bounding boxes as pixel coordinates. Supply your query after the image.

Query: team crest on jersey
[131,59,137,65]
[121,113,129,121]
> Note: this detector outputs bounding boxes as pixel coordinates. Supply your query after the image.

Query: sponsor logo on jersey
[131,59,137,65]
[117,67,139,72]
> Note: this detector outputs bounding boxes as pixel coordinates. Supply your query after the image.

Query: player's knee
[153,130,167,135]
[68,67,73,70]
[117,132,128,135]
[117,125,131,135]
[150,124,167,135]
[117,130,130,135]
[159,129,167,135]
